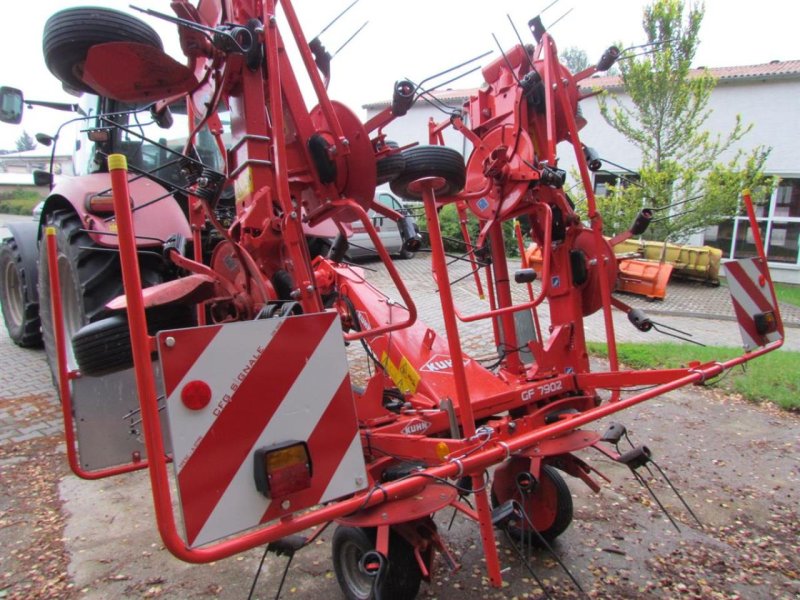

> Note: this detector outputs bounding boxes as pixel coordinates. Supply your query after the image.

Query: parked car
[345,191,419,260]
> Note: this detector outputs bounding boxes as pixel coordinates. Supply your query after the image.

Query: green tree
[14,131,36,152]
[596,0,772,241]
[560,46,589,73]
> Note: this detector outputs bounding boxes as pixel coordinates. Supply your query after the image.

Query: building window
[705,178,800,266]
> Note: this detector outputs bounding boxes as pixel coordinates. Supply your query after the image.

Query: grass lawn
[588,341,799,411]
[773,282,800,308]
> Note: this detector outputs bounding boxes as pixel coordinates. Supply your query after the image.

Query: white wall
[561,78,800,176]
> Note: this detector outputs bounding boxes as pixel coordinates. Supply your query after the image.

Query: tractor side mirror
[32,170,53,187]
[0,86,24,124]
[36,133,55,146]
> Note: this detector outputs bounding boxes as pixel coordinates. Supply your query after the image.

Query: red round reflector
[181,380,212,410]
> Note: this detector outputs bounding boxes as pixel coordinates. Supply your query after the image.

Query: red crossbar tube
[45,228,149,480]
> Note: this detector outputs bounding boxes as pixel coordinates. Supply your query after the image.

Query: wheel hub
[340,539,373,599]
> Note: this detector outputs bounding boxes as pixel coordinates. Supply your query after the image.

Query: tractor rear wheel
[332,525,422,600]
[491,463,573,546]
[390,146,466,201]
[37,209,163,382]
[0,238,41,347]
[43,7,163,94]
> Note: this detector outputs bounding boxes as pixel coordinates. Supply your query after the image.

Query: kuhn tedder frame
[34,0,783,597]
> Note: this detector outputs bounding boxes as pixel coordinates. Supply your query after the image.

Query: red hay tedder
[0,1,784,598]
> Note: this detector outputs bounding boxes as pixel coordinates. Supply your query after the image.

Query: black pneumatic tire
[0,239,42,347]
[42,6,163,94]
[397,245,415,260]
[72,308,193,377]
[375,141,406,185]
[390,145,466,201]
[38,209,164,381]
[332,526,422,600]
[492,464,573,547]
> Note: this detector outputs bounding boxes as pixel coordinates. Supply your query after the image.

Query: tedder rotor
[5,1,784,598]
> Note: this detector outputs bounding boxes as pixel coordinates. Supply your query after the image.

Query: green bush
[0,189,41,215]
[416,203,520,256]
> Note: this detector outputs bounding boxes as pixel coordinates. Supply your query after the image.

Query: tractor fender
[4,220,41,303]
[41,173,191,247]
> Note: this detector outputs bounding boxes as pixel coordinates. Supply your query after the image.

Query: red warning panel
[158,312,366,548]
[723,258,784,351]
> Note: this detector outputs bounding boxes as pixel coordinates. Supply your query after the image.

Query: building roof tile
[581,60,800,90]
[363,60,800,108]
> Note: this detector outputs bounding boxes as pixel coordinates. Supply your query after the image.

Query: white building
[0,147,73,176]
[364,60,800,283]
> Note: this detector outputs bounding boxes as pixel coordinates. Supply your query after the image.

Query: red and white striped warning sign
[158,312,366,548]
[723,258,783,351]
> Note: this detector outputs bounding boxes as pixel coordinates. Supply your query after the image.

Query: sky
[0,0,798,150]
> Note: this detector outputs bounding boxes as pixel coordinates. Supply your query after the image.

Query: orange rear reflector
[254,441,312,498]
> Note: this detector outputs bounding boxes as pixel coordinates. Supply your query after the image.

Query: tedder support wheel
[491,463,573,546]
[43,6,163,94]
[390,146,466,201]
[72,308,194,377]
[37,209,164,381]
[0,238,42,347]
[397,245,415,260]
[375,141,406,185]
[332,525,422,600]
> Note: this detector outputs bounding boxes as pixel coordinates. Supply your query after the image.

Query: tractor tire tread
[38,208,165,381]
[0,238,42,347]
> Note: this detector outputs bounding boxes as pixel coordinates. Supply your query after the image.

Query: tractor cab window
[107,100,189,178]
[192,106,231,173]
[80,97,229,186]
